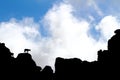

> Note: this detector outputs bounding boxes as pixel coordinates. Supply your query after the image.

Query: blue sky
[0,0,59,21]
[0,0,120,21]
[0,0,120,68]
[0,0,119,26]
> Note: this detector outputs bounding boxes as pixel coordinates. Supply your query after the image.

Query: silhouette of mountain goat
[24,49,31,53]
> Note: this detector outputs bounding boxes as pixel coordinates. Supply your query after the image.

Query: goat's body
[24,49,31,53]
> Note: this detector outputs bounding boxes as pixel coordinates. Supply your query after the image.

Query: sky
[0,0,120,69]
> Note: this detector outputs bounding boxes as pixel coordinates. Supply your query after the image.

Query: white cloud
[0,1,120,70]
[0,18,41,57]
[42,2,120,68]
[96,16,120,41]
[64,0,103,16]
[42,3,107,67]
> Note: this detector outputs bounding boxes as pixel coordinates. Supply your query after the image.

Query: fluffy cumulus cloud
[42,2,120,66]
[96,16,120,40]
[43,3,97,60]
[0,18,41,57]
[0,1,120,69]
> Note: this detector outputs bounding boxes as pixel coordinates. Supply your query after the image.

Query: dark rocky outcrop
[0,29,120,80]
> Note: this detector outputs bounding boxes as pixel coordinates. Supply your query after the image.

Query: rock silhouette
[0,29,120,80]
[41,66,53,80]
